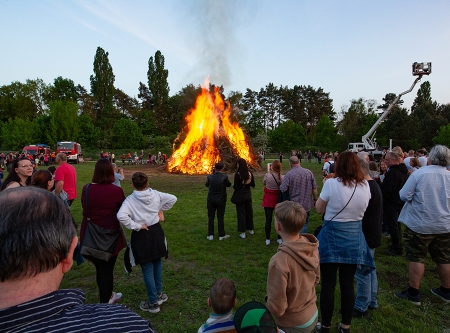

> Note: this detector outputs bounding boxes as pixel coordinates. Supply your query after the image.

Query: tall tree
[258,83,281,130]
[147,50,170,135]
[241,88,264,137]
[90,46,115,131]
[0,82,38,122]
[46,76,78,103]
[46,100,79,147]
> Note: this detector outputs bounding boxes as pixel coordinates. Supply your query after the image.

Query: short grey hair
[358,155,370,176]
[357,151,369,162]
[289,155,299,165]
[428,145,450,167]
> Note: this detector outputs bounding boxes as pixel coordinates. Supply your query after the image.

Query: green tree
[0,82,38,122]
[77,113,100,148]
[90,46,116,131]
[268,120,306,152]
[46,100,79,147]
[241,88,264,137]
[258,83,281,130]
[46,76,78,103]
[433,124,450,147]
[112,118,144,149]
[147,50,170,135]
[1,117,37,150]
[313,115,338,149]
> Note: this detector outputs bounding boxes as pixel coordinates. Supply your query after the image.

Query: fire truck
[22,144,52,156]
[56,141,84,164]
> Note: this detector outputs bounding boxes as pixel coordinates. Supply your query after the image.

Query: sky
[1,0,449,113]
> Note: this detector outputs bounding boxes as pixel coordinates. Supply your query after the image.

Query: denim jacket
[317,220,375,275]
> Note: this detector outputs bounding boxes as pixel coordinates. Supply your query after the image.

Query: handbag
[314,183,357,237]
[271,174,290,203]
[230,187,245,204]
[80,183,124,261]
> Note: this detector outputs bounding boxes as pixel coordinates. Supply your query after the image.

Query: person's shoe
[431,287,450,303]
[394,290,421,305]
[385,248,402,256]
[277,239,282,245]
[108,292,122,304]
[352,308,370,319]
[140,300,160,313]
[248,230,254,235]
[239,233,246,239]
[207,235,213,241]
[157,292,168,305]
[338,323,351,333]
[219,235,230,240]
[265,239,270,246]
[315,322,330,333]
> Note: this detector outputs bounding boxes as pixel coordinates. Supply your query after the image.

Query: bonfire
[168,85,260,175]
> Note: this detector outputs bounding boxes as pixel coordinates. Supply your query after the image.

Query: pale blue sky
[1,0,449,112]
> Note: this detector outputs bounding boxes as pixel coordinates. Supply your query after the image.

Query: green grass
[51,158,449,333]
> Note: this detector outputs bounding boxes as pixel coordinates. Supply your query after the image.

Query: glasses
[19,164,33,168]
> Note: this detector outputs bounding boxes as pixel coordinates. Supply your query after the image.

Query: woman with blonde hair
[262,160,284,245]
[409,157,421,174]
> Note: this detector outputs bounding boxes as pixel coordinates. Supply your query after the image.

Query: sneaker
[352,308,370,319]
[338,323,350,333]
[207,235,213,241]
[219,235,230,241]
[248,230,254,235]
[277,239,282,245]
[431,287,450,303]
[239,233,246,239]
[157,292,168,305]
[315,322,330,333]
[394,289,421,305]
[140,300,160,313]
[108,292,122,304]
[265,239,270,246]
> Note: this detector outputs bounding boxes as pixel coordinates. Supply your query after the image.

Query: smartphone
[267,163,272,172]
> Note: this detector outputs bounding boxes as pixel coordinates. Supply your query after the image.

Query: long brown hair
[30,170,53,190]
[271,160,282,181]
[335,151,365,187]
[92,159,114,184]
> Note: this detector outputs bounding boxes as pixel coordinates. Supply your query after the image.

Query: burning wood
[168,85,260,175]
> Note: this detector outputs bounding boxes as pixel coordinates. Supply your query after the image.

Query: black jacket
[362,180,383,248]
[206,171,231,203]
[381,163,408,207]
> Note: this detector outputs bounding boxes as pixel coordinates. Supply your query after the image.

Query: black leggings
[264,207,281,240]
[90,255,118,303]
[319,263,357,327]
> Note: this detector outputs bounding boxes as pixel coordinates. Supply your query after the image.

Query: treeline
[1,46,449,153]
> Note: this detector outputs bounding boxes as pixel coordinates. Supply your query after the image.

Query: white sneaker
[265,239,270,246]
[239,233,246,239]
[207,235,213,241]
[248,230,254,235]
[277,239,283,245]
[109,292,123,304]
[219,235,230,240]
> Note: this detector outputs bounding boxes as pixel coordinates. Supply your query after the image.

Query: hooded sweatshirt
[117,188,177,231]
[266,234,320,328]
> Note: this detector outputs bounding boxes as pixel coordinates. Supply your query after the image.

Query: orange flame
[168,86,254,175]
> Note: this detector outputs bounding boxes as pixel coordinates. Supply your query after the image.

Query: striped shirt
[198,311,237,333]
[0,289,154,333]
[280,166,318,212]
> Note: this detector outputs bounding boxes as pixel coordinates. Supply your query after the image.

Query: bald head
[289,156,299,165]
[56,153,67,163]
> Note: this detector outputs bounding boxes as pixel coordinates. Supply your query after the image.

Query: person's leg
[370,249,379,309]
[207,201,215,236]
[245,197,254,231]
[217,202,226,237]
[409,262,425,289]
[384,205,401,252]
[153,258,163,294]
[141,261,158,304]
[319,263,339,327]
[354,267,370,312]
[437,264,450,288]
[92,256,117,303]
[339,264,357,327]
[300,211,310,234]
[264,207,274,239]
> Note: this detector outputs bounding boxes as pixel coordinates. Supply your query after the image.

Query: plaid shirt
[280,165,318,212]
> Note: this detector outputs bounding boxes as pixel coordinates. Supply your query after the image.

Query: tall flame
[168,86,254,175]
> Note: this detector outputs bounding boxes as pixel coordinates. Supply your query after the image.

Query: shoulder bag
[272,173,290,203]
[314,183,357,237]
[80,183,124,261]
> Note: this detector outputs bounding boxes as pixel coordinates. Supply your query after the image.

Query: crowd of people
[1,144,450,333]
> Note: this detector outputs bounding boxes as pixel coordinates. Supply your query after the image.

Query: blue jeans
[141,258,162,304]
[354,248,378,312]
[300,211,310,234]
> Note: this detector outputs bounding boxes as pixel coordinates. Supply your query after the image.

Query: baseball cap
[234,301,278,333]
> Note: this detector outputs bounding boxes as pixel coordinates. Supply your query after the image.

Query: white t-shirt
[319,178,371,222]
[323,160,334,174]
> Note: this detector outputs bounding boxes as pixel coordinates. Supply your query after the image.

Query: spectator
[322,156,334,177]
[417,149,428,167]
[232,158,255,239]
[112,163,124,187]
[408,157,421,175]
[395,145,450,305]
[280,155,318,233]
[198,278,237,333]
[54,153,77,206]
[1,157,32,190]
[206,162,232,241]
[266,201,319,332]
[403,150,415,172]
[0,187,154,333]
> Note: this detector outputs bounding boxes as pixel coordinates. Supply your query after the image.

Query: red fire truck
[56,141,84,164]
[22,144,52,156]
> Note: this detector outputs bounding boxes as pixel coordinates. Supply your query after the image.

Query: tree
[313,115,338,149]
[0,117,37,150]
[46,76,78,103]
[258,83,281,130]
[46,100,79,147]
[147,50,170,135]
[241,88,264,137]
[268,120,306,152]
[0,82,38,122]
[90,46,116,131]
[433,124,450,147]
[77,113,100,148]
[112,118,144,149]
[114,88,139,120]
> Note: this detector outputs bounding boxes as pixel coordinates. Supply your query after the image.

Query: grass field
[52,157,449,333]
